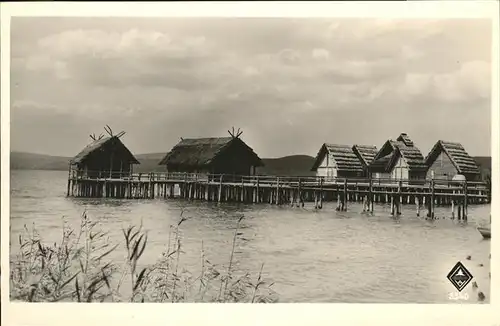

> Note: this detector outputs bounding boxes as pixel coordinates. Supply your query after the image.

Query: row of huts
[310,133,481,181]
[70,130,482,182]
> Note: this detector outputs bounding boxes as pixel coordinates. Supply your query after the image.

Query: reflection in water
[9,170,491,303]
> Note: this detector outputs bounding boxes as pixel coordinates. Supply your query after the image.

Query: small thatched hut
[369,133,427,181]
[70,128,139,179]
[158,133,263,180]
[352,144,378,178]
[310,143,364,179]
[424,140,481,181]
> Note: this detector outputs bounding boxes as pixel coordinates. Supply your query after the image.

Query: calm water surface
[10,170,491,303]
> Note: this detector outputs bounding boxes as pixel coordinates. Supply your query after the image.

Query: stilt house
[424,140,481,181]
[352,144,378,178]
[369,133,427,181]
[310,143,364,179]
[70,127,140,179]
[158,128,263,181]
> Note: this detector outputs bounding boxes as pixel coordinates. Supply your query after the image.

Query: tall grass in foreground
[10,211,278,303]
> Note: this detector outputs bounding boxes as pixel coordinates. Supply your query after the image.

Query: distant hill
[10,151,490,178]
[473,156,491,180]
[258,155,316,176]
[9,151,168,173]
[10,152,71,171]
[134,153,166,172]
[473,156,491,171]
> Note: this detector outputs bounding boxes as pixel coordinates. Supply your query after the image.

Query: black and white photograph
[1,1,499,325]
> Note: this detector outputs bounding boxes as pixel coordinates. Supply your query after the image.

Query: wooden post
[256,176,260,203]
[397,180,402,215]
[336,181,341,211]
[427,180,435,219]
[463,181,468,221]
[314,188,318,209]
[368,177,372,213]
[150,173,154,199]
[314,177,318,209]
[276,177,280,205]
[458,198,463,220]
[416,196,420,217]
[66,164,72,197]
[343,178,348,211]
[298,178,303,207]
[241,178,245,203]
[390,194,395,216]
[318,178,323,209]
[218,175,223,202]
[451,190,455,219]
[462,181,467,221]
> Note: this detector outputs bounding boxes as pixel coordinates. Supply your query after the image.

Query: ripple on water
[9,170,491,303]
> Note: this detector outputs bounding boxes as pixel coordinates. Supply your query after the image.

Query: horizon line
[9,149,493,160]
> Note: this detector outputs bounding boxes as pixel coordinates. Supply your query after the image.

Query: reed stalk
[10,209,278,303]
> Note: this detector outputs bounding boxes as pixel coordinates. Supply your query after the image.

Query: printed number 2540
[448,292,469,300]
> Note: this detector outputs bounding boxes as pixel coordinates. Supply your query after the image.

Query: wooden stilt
[463,181,468,221]
[218,175,223,202]
[318,178,323,209]
[343,178,348,211]
[451,197,455,219]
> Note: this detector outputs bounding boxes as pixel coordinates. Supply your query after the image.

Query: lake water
[9,170,491,303]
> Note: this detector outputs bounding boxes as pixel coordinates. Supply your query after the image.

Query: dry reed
[10,210,278,303]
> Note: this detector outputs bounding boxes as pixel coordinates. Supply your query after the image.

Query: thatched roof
[370,133,426,172]
[311,143,364,172]
[425,140,480,175]
[397,133,414,147]
[352,144,378,168]
[389,142,427,171]
[71,136,140,165]
[158,137,263,168]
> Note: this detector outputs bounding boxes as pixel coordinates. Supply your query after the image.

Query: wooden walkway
[67,170,490,221]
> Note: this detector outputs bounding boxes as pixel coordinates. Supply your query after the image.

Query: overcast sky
[10,17,492,158]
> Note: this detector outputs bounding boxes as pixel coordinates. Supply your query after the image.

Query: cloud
[10,18,492,157]
[397,61,491,103]
[311,48,330,60]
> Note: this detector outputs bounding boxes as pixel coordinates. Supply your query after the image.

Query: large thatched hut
[310,143,364,179]
[369,133,427,181]
[424,140,481,181]
[158,133,263,180]
[70,129,139,179]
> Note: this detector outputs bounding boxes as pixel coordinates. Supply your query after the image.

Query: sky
[10,17,492,158]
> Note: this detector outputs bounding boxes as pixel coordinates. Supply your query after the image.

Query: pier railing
[68,169,488,191]
[67,169,490,219]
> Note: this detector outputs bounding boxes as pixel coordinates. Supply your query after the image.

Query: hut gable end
[311,144,363,172]
[426,150,457,180]
[370,133,426,173]
[393,146,427,172]
[425,140,480,176]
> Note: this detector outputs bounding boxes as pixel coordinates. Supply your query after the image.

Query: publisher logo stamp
[447,261,473,292]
